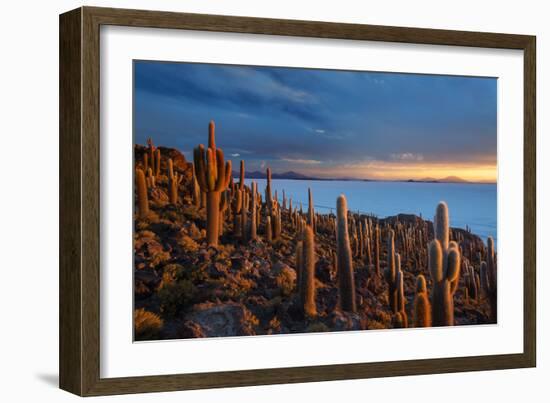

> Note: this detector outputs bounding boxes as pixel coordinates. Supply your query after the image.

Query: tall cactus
[384,229,398,313]
[147,138,155,174]
[480,236,497,321]
[429,202,461,326]
[193,121,232,246]
[192,164,201,207]
[374,225,380,276]
[250,182,257,241]
[265,168,273,216]
[299,225,317,318]
[266,215,273,244]
[231,188,243,237]
[413,274,431,327]
[167,158,182,205]
[434,201,449,251]
[239,160,245,191]
[308,188,315,232]
[396,255,408,327]
[154,148,161,177]
[135,168,149,219]
[336,195,356,313]
[241,189,249,242]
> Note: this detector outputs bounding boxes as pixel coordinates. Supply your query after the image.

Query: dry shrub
[158,280,198,318]
[276,267,296,297]
[134,308,163,340]
[178,234,199,253]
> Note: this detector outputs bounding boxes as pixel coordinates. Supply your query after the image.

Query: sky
[134,61,497,183]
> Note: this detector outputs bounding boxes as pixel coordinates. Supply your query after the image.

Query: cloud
[280,158,322,165]
[315,129,325,134]
[230,153,240,157]
[390,152,424,161]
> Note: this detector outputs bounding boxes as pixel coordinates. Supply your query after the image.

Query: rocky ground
[133,145,495,341]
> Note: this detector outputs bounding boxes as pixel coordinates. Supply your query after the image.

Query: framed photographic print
[59,6,536,396]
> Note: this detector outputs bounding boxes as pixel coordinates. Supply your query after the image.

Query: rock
[183,302,259,337]
[328,310,362,331]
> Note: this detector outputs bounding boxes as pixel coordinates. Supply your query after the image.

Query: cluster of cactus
[336,195,356,313]
[193,121,232,246]
[145,138,161,177]
[134,124,499,332]
[428,202,461,326]
[480,236,497,321]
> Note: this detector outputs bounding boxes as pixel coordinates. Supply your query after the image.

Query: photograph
[132,60,498,341]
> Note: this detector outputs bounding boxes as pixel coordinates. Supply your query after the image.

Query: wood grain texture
[59,6,537,396]
[59,8,82,396]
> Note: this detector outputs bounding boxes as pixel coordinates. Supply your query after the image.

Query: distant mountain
[440,176,470,183]
[410,176,470,184]
[232,170,317,180]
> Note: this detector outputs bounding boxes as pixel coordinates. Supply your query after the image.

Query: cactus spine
[413,274,431,327]
[299,225,317,318]
[193,121,232,246]
[336,195,356,313]
[135,168,149,219]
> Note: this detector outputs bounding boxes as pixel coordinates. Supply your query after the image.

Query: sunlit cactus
[413,274,432,327]
[428,202,462,326]
[146,167,155,188]
[231,188,243,237]
[192,164,201,208]
[266,215,272,244]
[480,236,497,321]
[434,201,449,251]
[265,168,273,215]
[143,152,149,173]
[384,229,399,313]
[135,168,149,219]
[374,225,380,276]
[308,188,316,232]
[241,189,249,242]
[429,239,460,326]
[396,256,408,327]
[392,312,405,329]
[300,225,317,318]
[147,138,155,175]
[168,171,182,205]
[239,160,245,191]
[250,182,257,241]
[336,194,356,313]
[193,120,232,246]
[155,148,161,177]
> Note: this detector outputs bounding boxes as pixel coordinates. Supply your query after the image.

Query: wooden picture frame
[59,6,536,396]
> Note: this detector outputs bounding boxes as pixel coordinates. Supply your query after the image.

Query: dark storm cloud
[134,61,497,176]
